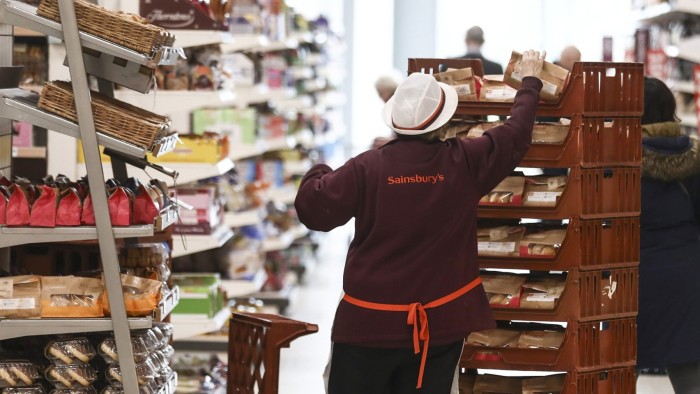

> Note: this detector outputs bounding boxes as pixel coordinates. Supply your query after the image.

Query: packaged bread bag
[481,272,526,308]
[523,176,567,207]
[519,228,567,257]
[434,67,478,101]
[473,374,522,394]
[520,276,567,310]
[467,328,521,348]
[40,276,104,318]
[477,226,525,257]
[504,50,570,103]
[480,177,525,205]
[522,374,567,394]
[517,330,566,349]
[0,276,41,318]
[103,274,162,317]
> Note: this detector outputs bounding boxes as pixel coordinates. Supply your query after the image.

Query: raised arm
[460,50,545,196]
[294,160,360,232]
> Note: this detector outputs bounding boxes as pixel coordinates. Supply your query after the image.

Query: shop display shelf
[11,146,46,159]
[262,225,309,252]
[221,269,268,299]
[283,159,312,176]
[172,224,234,258]
[224,208,264,228]
[77,158,235,186]
[479,217,639,271]
[0,225,154,248]
[174,29,237,48]
[679,112,697,128]
[674,35,700,64]
[154,205,179,232]
[229,136,298,161]
[667,79,696,95]
[0,88,148,159]
[152,285,180,322]
[461,318,636,372]
[408,59,644,118]
[0,0,180,67]
[172,334,229,352]
[486,266,638,322]
[0,317,153,340]
[234,284,297,315]
[464,367,636,393]
[636,0,700,23]
[518,115,641,169]
[477,166,641,220]
[267,185,298,205]
[171,305,231,340]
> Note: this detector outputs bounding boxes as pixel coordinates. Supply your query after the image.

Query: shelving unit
[0,1,183,391]
[409,58,642,392]
[172,224,234,258]
[171,305,231,340]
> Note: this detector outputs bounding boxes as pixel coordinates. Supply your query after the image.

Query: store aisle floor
[276,223,675,394]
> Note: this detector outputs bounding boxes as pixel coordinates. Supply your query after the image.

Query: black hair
[642,77,678,125]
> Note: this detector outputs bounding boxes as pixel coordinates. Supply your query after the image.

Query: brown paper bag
[103,274,162,317]
[520,276,567,310]
[477,226,525,256]
[519,229,567,256]
[532,122,570,145]
[523,176,567,207]
[0,275,41,318]
[481,177,526,205]
[41,276,104,318]
[434,67,478,101]
[467,329,521,348]
[473,374,522,394]
[504,51,570,103]
[517,330,565,349]
[522,374,567,394]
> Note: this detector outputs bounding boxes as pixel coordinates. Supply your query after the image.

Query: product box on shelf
[191,108,257,145]
[174,186,222,235]
[149,134,228,163]
[171,273,223,317]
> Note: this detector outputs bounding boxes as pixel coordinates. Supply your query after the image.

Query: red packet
[57,188,82,227]
[0,186,9,225]
[132,184,160,225]
[6,185,31,226]
[30,185,58,227]
[81,193,96,226]
[108,187,133,227]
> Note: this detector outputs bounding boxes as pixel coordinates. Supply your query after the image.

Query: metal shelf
[636,0,700,23]
[172,224,234,258]
[0,88,148,158]
[0,225,154,248]
[262,225,308,252]
[221,269,267,298]
[171,306,231,340]
[0,0,180,68]
[77,158,235,187]
[153,286,180,322]
[0,317,153,340]
[224,208,264,228]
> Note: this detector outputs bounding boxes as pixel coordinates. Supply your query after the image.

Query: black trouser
[668,361,700,394]
[328,341,463,394]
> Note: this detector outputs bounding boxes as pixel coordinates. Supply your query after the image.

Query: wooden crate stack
[408,58,644,393]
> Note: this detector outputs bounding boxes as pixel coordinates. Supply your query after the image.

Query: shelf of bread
[481,267,638,323]
[77,158,234,187]
[224,208,264,228]
[476,167,640,220]
[455,115,642,169]
[172,224,234,258]
[460,318,636,372]
[221,269,268,298]
[262,225,308,252]
[171,305,231,340]
[477,217,639,271]
[636,0,700,23]
[0,225,154,248]
[0,88,151,159]
[11,146,46,159]
[459,367,636,393]
[409,59,644,118]
[0,317,153,341]
[0,0,181,68]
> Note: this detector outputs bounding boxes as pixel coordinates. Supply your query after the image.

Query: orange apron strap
[342,277,482,389]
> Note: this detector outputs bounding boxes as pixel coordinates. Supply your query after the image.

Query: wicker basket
[37,0,174,56]
[38,81,170,150]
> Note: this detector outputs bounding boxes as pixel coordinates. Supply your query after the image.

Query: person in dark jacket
[459,26,503,75]
[638,77,700,393]
[295,50,545,394]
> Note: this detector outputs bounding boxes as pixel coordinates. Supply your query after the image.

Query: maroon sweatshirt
[295,77,543,347]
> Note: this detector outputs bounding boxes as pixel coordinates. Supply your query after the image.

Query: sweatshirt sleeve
[294,160,359,232]
[459,76,543,197]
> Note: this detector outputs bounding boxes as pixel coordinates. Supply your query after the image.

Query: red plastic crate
[461,318,637,371]
[479,217,639,271]
[407,59,643,117]
[487,267,638,322]
[519,115,642,168]
[477,166,641,220]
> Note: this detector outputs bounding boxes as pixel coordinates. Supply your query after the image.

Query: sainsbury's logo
[387,173,445,185]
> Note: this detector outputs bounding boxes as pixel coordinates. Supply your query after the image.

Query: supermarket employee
[295,50,545,394]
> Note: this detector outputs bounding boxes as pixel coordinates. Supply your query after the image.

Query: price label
[526,192,560,203]
[478,242,516,254]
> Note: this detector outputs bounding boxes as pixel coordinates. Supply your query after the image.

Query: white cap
[382,73,458,135]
